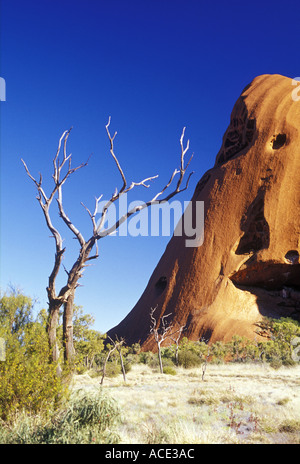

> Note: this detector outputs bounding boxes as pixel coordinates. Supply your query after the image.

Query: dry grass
[72,362,300,444]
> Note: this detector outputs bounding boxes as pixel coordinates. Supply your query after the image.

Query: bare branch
[51,129,90,245]
[96,118,160,235]
[123,175,159,193]
[53,131,66,184]
[62,264,70,276]
[96,125,194,238]
[21,158,48,203]
[106,117,127,192]
[81,194,103,236]
[57,188,85,247]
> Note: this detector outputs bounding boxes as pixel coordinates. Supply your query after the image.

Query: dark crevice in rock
[272,133,286,149]
[236,189,269,255]
[285,250,299,265]
[230,261,300,291]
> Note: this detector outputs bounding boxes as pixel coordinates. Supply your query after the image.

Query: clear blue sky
[1,0,300,333]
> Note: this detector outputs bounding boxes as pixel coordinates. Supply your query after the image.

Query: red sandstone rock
[108,74,300,349]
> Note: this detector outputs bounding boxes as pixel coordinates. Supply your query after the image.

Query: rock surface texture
[108,74,300,350]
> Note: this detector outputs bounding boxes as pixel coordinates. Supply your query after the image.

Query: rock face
[108,74,300,350]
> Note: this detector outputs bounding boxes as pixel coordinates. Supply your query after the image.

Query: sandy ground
[72,362,300,444]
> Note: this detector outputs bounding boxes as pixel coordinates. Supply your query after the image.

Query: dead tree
[169,324,186,366]
[150,306,185,373]
[115,336,127,383]
[199,337,210,381]
[21,119,193,364]
[100,335,125,385]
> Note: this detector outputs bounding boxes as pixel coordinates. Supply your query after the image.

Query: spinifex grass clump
[0,390,121,444]
[43,390,121,444]
[63,390,119,429]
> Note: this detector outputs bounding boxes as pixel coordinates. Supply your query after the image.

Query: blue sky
[1,0,300,333]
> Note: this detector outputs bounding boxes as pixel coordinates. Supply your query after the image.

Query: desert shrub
[226,335,256,362]
[75,364,89,375]
[276,397,290,406]
[88,368,102,378]
[161,346,176,362]
[279,419,300,434]
[178,350,201,369]
[188,393,218,406]
[271,317,300,342]
[139,351,156,365]
[72,306,106,371]
[146,355,158,369]
[0,293,69,421]
[138,350,177,368]
[161,357,175,367]
[128,343,141,355]
[269,358,283,370]
[176,337,211,369]
[123,359,132,373]
[104,361,121,378]
[210,341,227,363]
[256,318,300,365]
[282,358,297,367]
[0,329,68,420]
[149,356,175,371]
[163,366,177,375]
[0,288,33,335]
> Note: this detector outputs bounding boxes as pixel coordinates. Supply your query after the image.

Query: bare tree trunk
[201,340,210,381]
[170,325,185,366]
[100,345,116,386]
[63,292,75,363]
[158,342,163,374]
[175,343,179,367]
[47,302,60,363]
[117,346,126,382]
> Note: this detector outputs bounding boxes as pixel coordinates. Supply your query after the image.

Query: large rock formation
[108,74,300,350]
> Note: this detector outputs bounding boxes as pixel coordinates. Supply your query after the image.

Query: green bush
[178,350,201,369]
[269,358,283,370]
[104,362,121,378]
[139,351,156,365]
[0,319,68,421]
[148,355,160,369]
[123,359,132,373]
[163,366,177,375]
